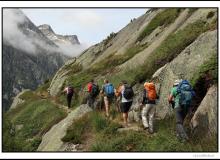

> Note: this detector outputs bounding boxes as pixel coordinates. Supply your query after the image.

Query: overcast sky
[22,9,147,47]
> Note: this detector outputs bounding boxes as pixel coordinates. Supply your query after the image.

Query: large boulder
[190,85,217,138]
[37,104,92,151]
[151,30,217,119]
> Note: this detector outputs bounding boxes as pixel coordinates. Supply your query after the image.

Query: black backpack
[123,85,134,100]
[67,86,74,95]
[91,84,100,97]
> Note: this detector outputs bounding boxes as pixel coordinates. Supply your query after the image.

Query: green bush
[207,11,215,19]
[92,112,108,132]
[190,54,217,87]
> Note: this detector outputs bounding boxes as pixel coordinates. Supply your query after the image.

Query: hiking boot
[148,128,154,134]
[143,126,149,130]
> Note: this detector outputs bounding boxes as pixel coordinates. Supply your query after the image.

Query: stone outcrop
[10,89,30,110]
[191,85,217,138]
[151,30,217,119]
[37,104,92,151]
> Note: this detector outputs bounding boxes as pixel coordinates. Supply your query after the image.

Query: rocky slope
[4,8,218,152]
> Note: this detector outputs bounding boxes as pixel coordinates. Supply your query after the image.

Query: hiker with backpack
[87,79,99,109]
[118,80,134,127]
[168,79,195,142]
[141,81,158,134]
[63,85,74,109]
[100,79,115,118]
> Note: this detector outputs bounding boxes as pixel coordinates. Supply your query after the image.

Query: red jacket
[87,82,93,92]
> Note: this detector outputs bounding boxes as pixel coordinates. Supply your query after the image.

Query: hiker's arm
[168,94,173,103]
[142,89,146,105]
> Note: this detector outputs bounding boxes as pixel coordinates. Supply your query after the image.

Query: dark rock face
[2,9,68,111]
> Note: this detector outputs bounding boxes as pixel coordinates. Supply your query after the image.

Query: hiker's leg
[142,104,150,128]
[180,105,189,140]
[104,96,109,117]
[87,95,93,109]
[67,94,71,108]
[175,107,188,140]
[122,112,128,126]
[148,104,156,132]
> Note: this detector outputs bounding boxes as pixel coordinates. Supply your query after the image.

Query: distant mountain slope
[2,9,68,110]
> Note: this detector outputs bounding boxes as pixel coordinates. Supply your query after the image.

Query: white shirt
[121,85,133,103]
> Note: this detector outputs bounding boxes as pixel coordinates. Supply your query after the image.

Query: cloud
[3,9,87,57]
[3,9,37,53]
[56,42,89,57]
[60,9,104,29]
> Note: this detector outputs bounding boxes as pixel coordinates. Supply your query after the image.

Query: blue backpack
[104,83,114,97]
[177,80,194,106]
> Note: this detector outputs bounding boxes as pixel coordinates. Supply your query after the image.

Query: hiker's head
[104,79,109,84]
[90,79,94,83]
[173,79,181,87]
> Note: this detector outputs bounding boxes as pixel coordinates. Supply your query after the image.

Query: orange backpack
[144,82,156,101]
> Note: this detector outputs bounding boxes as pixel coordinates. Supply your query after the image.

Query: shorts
[120,101,132,113]
[104,96,114,106]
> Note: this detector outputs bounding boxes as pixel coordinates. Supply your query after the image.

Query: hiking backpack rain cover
[144,82,157,101]
[177,80,194,106]
[104,83,114,97]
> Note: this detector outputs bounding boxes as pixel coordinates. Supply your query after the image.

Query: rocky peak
[38,24,55,35]
[38,24,80,45]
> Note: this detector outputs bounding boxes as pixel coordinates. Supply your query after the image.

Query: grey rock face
[49,58,77,96]
[10,89,30,110]
[191,85,217,138]
[37,104,92,151]
[38,24,80,45]
[151,30,217,119]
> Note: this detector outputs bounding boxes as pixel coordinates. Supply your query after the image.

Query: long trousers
[141,104,156,131]
[67,94,73,108]
[174,106,189,140]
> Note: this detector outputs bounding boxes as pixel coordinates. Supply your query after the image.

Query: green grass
[62,113,92,143]
[207,11,215,19]
[3,99,67,151]
[105,20,211,86]
[188,8,199,16]
[190,54,218,87]
[118,20,211,85]
[62,111,217,152]
[19,90,40,101]
[137,8,182,42]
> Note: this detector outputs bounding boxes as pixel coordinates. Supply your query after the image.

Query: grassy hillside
[3,92,67,151]
[62,111,217,152]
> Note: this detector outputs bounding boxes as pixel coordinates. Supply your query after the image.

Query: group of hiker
[63,78,195,142]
